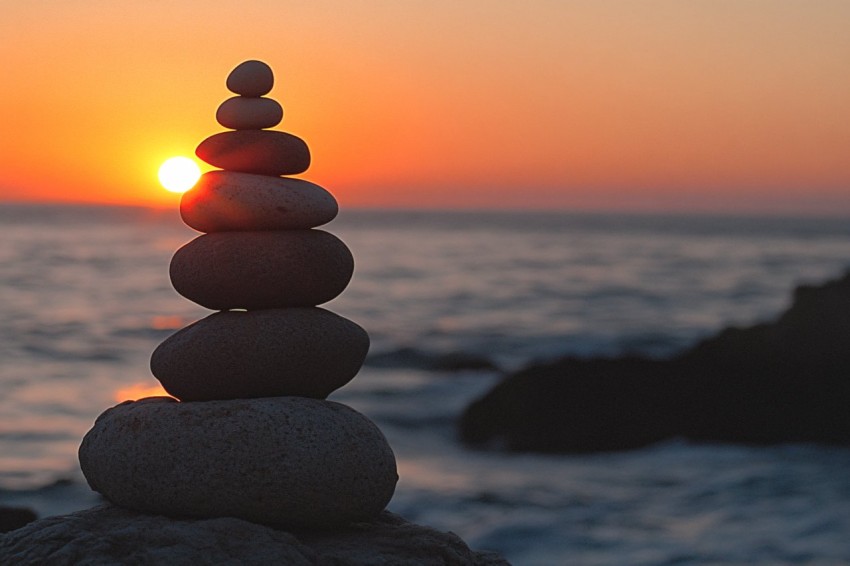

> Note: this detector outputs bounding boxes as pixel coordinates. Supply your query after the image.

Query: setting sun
[113,381,172,402]
[158,156,201,193]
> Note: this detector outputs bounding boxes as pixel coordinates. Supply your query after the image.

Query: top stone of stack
[198,59,307,174]
[217,60,283,130]
[226,60,274,97]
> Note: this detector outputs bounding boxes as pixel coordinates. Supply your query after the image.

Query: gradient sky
[1,1,848,214]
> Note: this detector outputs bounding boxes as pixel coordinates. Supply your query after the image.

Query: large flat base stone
[79,396,397,529]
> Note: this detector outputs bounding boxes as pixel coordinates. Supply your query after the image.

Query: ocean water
[2,203,850,564]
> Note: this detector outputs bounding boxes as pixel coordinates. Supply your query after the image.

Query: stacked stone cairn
[79,60,398,530]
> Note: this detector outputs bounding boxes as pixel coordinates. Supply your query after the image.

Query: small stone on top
[226,60,274,97]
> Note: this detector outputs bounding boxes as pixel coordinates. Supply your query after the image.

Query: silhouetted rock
[460,271,850,452]
[216,96,283,129]
[196,130,310,175]
[169,230,353,309]
[152,308,369,400]
[181,171,337,232]
[0,507,37,533]
[226,60,274,97]
[0,504,509,565]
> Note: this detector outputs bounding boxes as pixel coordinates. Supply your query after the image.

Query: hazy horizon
[3,194,850,220]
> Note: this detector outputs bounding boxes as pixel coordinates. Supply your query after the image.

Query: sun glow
[158,156,201,193]
[113,381,172,402]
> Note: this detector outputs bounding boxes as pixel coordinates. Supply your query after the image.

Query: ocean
[2,204,850,565]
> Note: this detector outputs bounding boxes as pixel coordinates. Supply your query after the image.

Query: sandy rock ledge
[0,504,510,565]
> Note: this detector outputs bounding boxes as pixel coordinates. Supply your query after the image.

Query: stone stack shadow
[79,60,397,529]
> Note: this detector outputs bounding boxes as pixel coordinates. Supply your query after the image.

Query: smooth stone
[216,96,283,130]
[196,130,310,175]
[170,230,353,309]
[180,171,338,232]
[78,397,398,530]
[0,504,510,565]
[151,308,369,401]
[226,60,274,97]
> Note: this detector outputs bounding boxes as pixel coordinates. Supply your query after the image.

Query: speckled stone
[216,96,283,130]
[0,505,511,565]
[151,308,369,401]
[78,396,398,529]
[196,130,310,176]
[169,230,353,309]
[180,171,338,232]
[226,60,274,97]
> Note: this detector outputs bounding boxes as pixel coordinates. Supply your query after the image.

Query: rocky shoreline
[460,270,850,453]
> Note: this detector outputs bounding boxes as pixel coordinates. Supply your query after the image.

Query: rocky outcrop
[0,507,37,534]
[0,504,509,565]
[460,271,850,453]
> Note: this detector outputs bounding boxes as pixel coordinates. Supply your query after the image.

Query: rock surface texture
[0,504,510,566]
[216,96,283,129]
[226,59,274,96]
[151,308,369,400]
[195,130,311,175]
[169,230,354,309]
[181,171,338,232]
[0,507,37,534]
[77,60,406,535]
[79,397,397,528]
[460,271,850,453]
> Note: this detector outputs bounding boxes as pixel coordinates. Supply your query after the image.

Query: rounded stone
[151,308,369,401]
[226,60,274,97]
[196,130,310,175]
[216,96,283,130]
[180,171,338,232]
[78,396,398,529]
[169,230,354,309]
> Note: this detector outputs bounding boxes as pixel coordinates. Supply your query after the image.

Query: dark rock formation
[0,504,509,565]
[460,271,850,453]
[0,507,37,533]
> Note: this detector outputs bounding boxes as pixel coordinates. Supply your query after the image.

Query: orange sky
[1,1,848,215]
